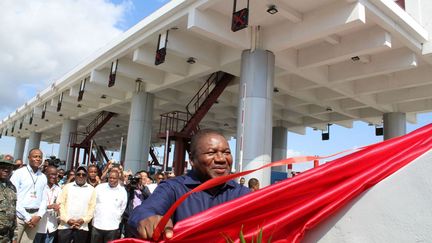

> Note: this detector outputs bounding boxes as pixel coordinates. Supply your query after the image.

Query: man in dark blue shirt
[128,129,250,240]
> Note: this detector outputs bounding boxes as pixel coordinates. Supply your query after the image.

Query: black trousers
[90,227,119,243]
[57,229,88,243]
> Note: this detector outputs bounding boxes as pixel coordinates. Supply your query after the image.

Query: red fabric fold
[114,123,432,243]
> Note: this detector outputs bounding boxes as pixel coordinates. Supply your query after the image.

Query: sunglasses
[76,173,87,177]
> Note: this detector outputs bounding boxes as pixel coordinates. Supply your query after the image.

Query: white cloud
[0,0,131,118]
[286,149,302,158]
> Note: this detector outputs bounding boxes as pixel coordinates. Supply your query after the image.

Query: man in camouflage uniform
[0,154,16,243]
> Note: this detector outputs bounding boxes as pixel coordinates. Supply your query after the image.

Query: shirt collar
[184,170,236,189]
[26,164,41,174]
[107,183,121,190]
[49,184,60,190]
[73,181,88,187]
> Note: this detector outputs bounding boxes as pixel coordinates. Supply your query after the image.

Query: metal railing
[68,131,88,146]
[86,111,109,134]
[158,73,221,135]
[185,72,221,117]
[158,110,190,134]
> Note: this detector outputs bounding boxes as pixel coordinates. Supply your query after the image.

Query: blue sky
[110,0,170,30]
[0,0,169,157]
[0,0,431,172]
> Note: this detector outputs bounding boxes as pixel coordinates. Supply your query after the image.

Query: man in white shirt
[11,148,48,243]
[91,170,127,243]
[57,166,96,243]
[34,165,61,243]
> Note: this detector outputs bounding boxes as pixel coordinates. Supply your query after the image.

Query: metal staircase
[68,111,115,169]
[158,71,235,175]
[79,111,115,146]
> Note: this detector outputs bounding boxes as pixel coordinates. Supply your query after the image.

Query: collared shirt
[132,186,151,209]
[147,183,157,193]
[10,165,48,221]
[37,184,62,233]
[57,182,96,231]
[129,170,250,229]
[92,183,127,231]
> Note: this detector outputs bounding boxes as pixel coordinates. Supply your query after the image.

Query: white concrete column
[271,126,288,173]
[124,91,154,173]
[58,119,78,169]
[236,49,274,187]
[383,112,406,140]
[26,132,41,161]
[120,143,126,163]
[13,137,26,160]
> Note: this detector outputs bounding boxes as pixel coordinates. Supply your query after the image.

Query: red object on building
[395,0,405,9]
[313,159,319,168]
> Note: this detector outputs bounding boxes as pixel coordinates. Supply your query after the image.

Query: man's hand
[67,219,76,227]
[107,161,113,169]
[25,220,33,228]
[47,203,60,211]
[27,216,41,228]
[72,218,84,229]
[137,215,173,240]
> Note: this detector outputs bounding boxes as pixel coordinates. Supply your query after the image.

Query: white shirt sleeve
[11,169,31,221]
[119,187,128,215]
[37,186,49,218]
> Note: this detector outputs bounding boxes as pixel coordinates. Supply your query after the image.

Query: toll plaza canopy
[1,0,432,153]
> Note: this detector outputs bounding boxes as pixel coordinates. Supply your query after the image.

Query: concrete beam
[133,45,189,76]
[117,58,165,84]
[263,1,366,51]
[396,99,432,113]
[299,27,391,68]
[353,66,432,95]
[168,30,221,68]
[376,84,432,105]
[324,34,341,45]
[90,69,136,93]
[329,48,417,83]
[188,8,250,49]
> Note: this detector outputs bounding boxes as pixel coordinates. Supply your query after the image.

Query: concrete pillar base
[272,126,288,173]
[58,119,78,169]
[124,91,154,173]
[14,137,26,160]
[26,132,42,163]
[383,112,406,140]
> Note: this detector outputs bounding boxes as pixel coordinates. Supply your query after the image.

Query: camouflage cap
[0,154,14,165]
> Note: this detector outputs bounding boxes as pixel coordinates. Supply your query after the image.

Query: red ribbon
[152,148,360,240]
[111,123,432,243]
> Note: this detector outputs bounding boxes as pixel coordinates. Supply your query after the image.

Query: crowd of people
[0,129,261,243]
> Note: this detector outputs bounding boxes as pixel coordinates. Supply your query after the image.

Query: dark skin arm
[26,216,41,228]
[137,215,173,240]
[73,218,85,229]
[47,203,60,211]
[67,218,84,229]
[67,219,76,226]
